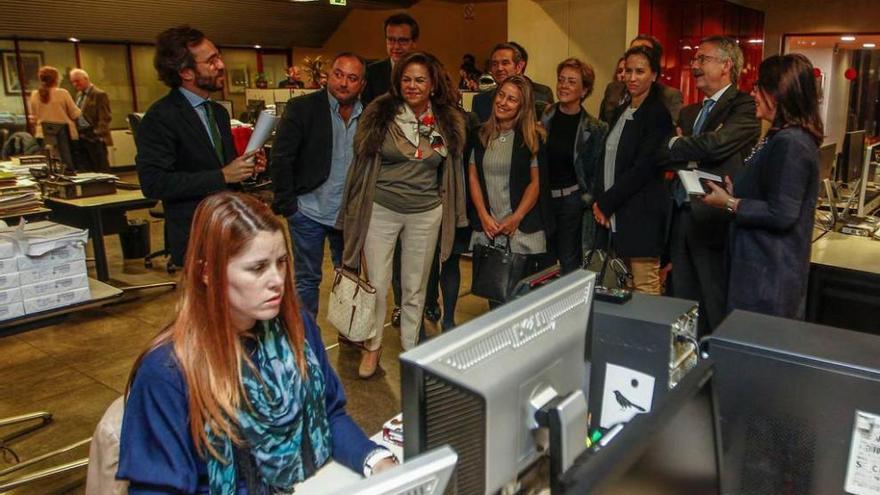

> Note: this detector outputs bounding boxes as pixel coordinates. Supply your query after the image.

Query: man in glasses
[136,25,266,266]
[361,13,419,105]
[665,35,760,335]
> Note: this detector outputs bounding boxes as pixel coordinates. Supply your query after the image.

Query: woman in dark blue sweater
[702,54,823,319]
[118,192,395,493]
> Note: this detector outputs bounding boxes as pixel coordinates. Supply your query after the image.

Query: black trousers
[550,193,584,274]
[73,134,110,173]
[670,207,729,336]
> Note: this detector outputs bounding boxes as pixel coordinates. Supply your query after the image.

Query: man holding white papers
[136,26,266,266]
[664,36,760,334]
[269,52,366,317]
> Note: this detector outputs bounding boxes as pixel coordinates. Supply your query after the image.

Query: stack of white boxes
[0,229,91,323]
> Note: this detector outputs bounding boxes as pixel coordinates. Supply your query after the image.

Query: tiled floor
[0,180,490,493]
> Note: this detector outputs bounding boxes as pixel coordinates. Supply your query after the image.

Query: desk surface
[0,278,123,329]
[45,189,153,209]
[295,427,403,492]
[811,231,880,275]
[0,207,51,221]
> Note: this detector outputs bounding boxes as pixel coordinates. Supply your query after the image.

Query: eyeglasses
[386,36,413,46]
[194,53,224,67]
[691,54,724,66]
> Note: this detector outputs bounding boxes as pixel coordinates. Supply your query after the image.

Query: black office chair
[128,113,176,274]
[41,121,75,174]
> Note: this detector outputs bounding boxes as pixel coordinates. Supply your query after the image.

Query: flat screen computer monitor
[558,360,719,495]
[839,130,866,184]
[245,99,265,124]
[40,121,75,173]
[818,142,837,183]
[401,270,596,495]
[327,446,457,495]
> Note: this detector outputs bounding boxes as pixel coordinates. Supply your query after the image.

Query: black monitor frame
[557,359,719,495]
[839,130,866,184]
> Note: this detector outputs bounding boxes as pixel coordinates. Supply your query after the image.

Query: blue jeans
[288,211,343,318]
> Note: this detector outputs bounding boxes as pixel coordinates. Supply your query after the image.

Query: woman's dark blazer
[469,130,555,237]
[727,127,819,319]
[594,83,674,257]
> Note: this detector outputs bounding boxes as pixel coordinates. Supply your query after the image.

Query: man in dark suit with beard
[665,35,760,334]
[136,25,266,266]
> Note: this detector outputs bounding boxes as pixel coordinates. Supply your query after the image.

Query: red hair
[37,66,60,104]
[127,192,306,459]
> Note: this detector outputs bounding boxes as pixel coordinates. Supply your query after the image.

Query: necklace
[499,129,513,143]
[744,137,768,165]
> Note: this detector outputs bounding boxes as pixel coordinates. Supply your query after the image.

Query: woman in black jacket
[469,75,554,305]
[701,54,822,319]
[592,46,674,294]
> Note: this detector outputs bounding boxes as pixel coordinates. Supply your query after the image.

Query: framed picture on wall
[2,51,44,95]
[228,67,248,94]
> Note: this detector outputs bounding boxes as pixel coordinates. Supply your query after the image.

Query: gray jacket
[541,103,608,202]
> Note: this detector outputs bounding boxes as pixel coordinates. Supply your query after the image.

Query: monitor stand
[534,389,589,494]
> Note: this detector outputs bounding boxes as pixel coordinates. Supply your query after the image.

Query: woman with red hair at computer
[117,192,396,493]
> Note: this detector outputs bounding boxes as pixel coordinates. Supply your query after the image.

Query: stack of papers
[0,221,89,256]
[0,171,42,215]
[62,172,118,184]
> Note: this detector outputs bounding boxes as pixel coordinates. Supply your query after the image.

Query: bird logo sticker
[599,363,655,428]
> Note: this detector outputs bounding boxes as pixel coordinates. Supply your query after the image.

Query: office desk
[0,278,122,332]
[0,207,51,223]
[808,231,880,334]
[45,190,157,282]
[294,426,403,492]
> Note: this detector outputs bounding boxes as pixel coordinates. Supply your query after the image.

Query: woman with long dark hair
[27,65,81,142]
[338,52,466,378]
[469,74,554,305]
[702,54,823,318]
[118,192,395,493]
[592,46,674,294]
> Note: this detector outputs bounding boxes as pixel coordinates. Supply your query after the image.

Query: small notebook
[677,169,724,195]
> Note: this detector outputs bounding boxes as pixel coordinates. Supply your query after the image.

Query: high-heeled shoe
[358,348,383,379]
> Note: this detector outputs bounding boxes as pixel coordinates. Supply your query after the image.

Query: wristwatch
[725,197,738,214]
[363,448,399,476]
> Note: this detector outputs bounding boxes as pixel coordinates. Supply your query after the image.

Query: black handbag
[471,236,529,303]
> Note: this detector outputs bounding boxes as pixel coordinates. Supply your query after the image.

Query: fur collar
[355,94,466,158]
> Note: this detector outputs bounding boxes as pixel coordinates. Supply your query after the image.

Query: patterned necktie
[202,100,224,164]
[692,98,716,135]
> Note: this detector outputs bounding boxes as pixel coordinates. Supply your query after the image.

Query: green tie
[202,100,224,164]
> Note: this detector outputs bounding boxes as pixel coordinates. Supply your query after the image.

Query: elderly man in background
[69,68,113,172]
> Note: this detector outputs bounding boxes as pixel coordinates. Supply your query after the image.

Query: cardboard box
[20,273,89,299]
[0,302,24,322]
[0,272,19,290]
[17,243,86,270]
[0,287,22,305]
[23,286,91,314]
[19,260,87,286]
[0,257,17,276]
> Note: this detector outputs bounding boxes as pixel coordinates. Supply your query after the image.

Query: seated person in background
[118,192,396,494]
[278,65,305,89]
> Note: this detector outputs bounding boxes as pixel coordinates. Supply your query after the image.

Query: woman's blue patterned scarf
[206,319,332,494]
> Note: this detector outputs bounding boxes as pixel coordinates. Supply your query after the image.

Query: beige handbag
[327,251,377,342]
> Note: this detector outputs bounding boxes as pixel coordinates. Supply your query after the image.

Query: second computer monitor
[401,270,596,495]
